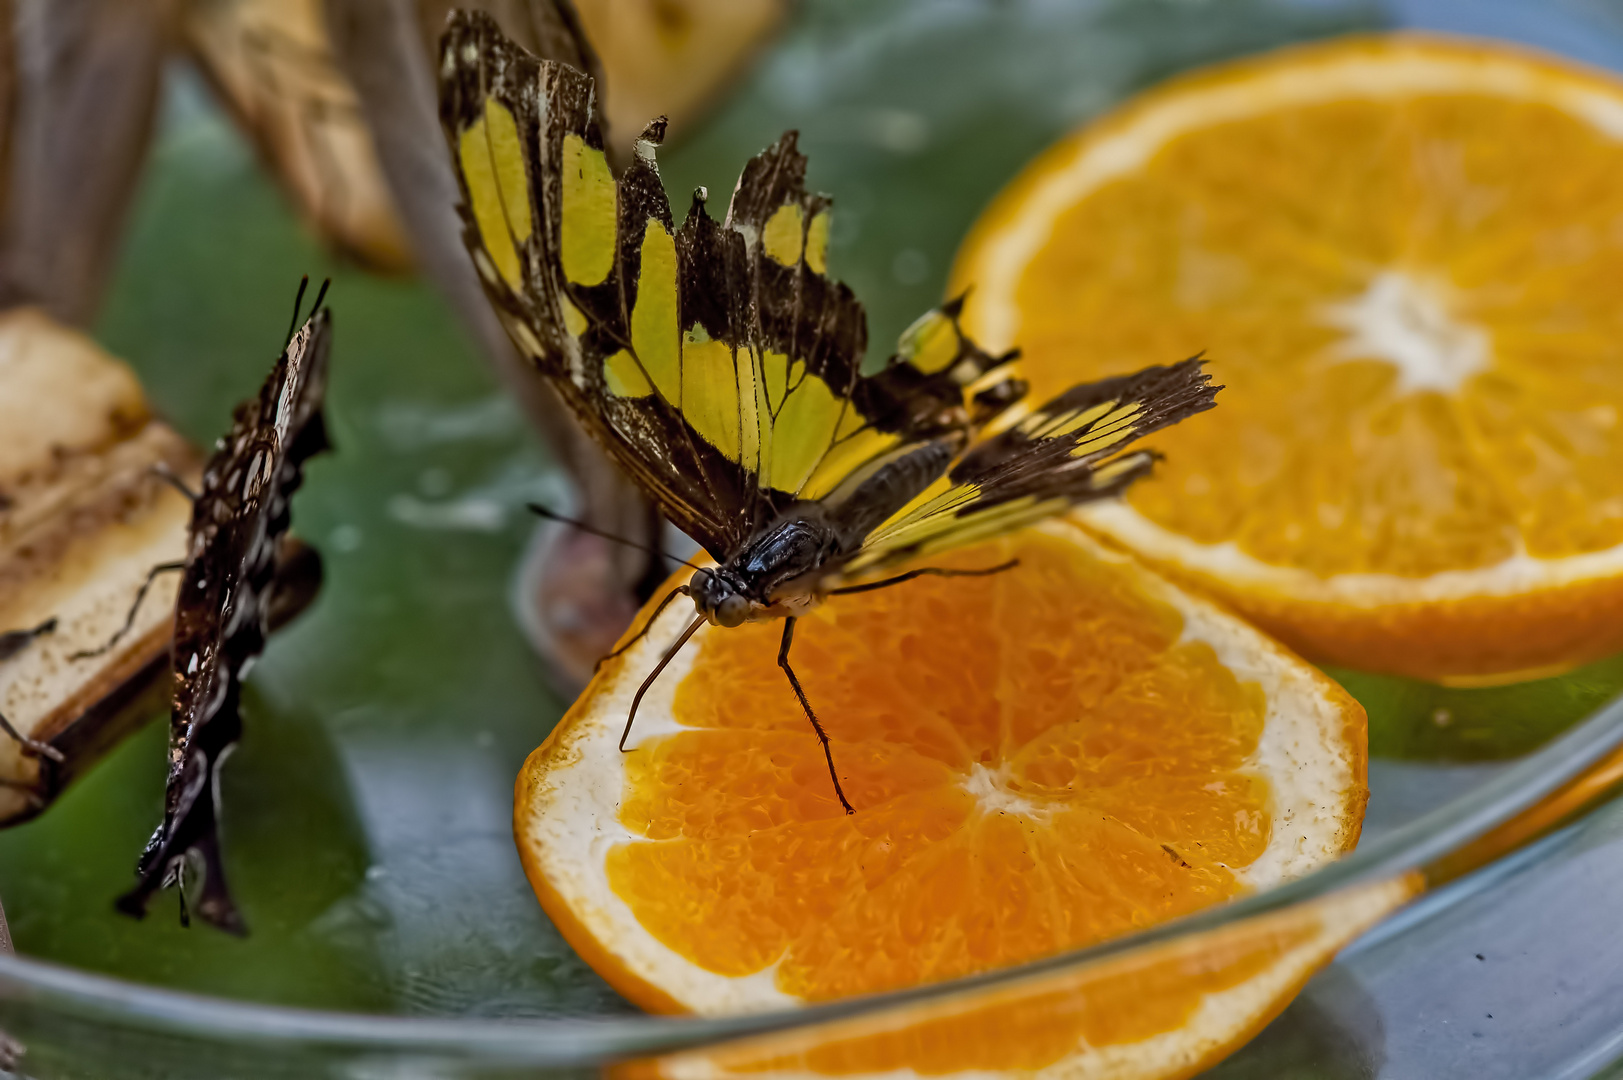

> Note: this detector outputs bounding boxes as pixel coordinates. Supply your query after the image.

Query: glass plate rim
[3,686,1622,1065]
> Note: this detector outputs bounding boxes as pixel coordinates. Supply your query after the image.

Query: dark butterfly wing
[117,306,333,933]
[438,10,1023,561]
[838,359,1220,575]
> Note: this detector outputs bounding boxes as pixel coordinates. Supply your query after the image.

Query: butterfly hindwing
[840,358,1220,575]
[438,10,1026,561]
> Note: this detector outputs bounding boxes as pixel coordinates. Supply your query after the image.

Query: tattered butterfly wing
[182,0,415,272]
[416,0,603,88]
[441,15,737,556]
[440,11,1025,560]
[119,306,334,933]
[841,359,1220,575]
[328,0,661,689]
[420,0,783,166]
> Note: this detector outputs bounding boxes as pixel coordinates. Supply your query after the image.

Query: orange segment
[951,35,1623,683]
[515,522,1366,1036]
[635,875,1421,1080]
[614,535,1272,1000]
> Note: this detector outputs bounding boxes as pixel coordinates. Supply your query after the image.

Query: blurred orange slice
[951,35,1623,685]
[515,523,1366,1025]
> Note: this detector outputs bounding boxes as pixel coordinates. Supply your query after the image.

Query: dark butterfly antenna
[0,618,65,763]
[0,617,55,663]
[309,277,332,319]
[526,503,704,573]
[150,463,199,504]
[68,562,186,661]
[283,275,310,351]
[174,863,191,929]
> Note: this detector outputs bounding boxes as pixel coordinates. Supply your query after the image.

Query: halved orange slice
[950,35,1623,684]
[515,522,1367,1031]
[637,875,1419,1080]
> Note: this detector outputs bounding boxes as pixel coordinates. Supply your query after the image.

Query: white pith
[1319,270,1489,395]
[962,762,1052,822]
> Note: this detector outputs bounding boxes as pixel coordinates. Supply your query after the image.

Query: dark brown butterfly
[439,11,1219,813]
[116,282,333,932]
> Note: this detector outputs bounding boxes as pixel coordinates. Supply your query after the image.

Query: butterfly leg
[69,561,186,661]
[0,619,66,764]
[826,558,1019,597]
[0,710,65,765]
[150,462,199,503]
[778,617,855,816]
[621,613,705,752]
[596,585,691,673]
[0,618,57,663]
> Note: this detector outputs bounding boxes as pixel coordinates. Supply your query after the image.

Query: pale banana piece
[182,0,417,273]
[0,308,199,824]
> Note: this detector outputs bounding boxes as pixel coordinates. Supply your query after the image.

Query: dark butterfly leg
[0,618,57,663]
[0,619,65,764]
[69,561,186,661]
[0,711,64,765]
[621,613,705,752]
[150,462,199,503]
[826,558,1019,597]
[778,617,855,816]
[595,584,691,674]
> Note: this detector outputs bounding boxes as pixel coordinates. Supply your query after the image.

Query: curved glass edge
[3,687,1623,1068]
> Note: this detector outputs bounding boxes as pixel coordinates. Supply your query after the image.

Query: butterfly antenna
[284,275,311,351]
[150,463,199,504]
[310,277,332,318]
[526,503,704,572]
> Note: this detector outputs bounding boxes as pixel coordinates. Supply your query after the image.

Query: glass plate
[4,0,1623,1075]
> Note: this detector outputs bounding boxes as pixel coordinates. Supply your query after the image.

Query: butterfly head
[690,569,751,628]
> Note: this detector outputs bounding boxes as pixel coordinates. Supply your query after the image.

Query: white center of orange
[1320,270,1489,394]
[961,762,1051,821]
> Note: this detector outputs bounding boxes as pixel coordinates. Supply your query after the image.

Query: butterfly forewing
[438,10,1027,562]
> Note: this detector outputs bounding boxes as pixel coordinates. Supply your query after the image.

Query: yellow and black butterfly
[438,10,1219,813]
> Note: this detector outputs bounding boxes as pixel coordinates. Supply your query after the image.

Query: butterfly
[438,10,1219,813]
[115,281,334,932]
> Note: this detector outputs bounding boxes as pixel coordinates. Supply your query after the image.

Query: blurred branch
[180,0,416,272]
[0,0,173,325]
[326,0,659,686]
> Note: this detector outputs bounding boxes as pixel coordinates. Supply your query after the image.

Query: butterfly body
[692,516,833,625]
[439,9,1221,811]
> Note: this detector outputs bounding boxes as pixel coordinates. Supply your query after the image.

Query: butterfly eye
[716,593,750,629]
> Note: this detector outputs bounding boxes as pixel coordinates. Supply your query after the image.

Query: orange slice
[515,522,1367,1045]
[950,35,1623,685]
[635,875,1420,1080]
